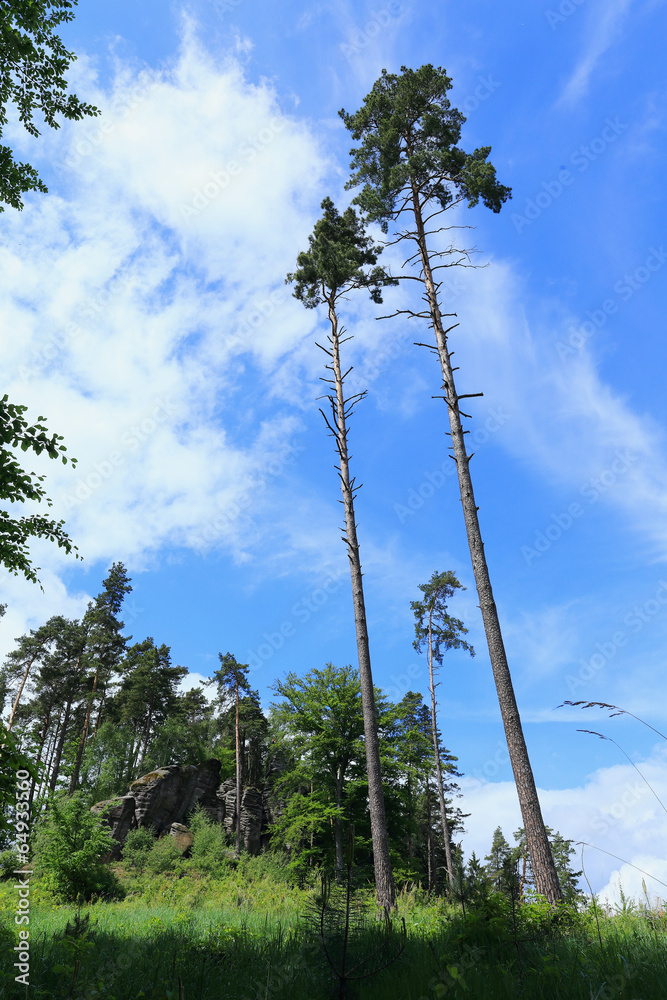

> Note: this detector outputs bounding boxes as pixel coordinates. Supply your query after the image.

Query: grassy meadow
[1,854,666,1000]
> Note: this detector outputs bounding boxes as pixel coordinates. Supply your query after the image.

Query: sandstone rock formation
[93,751,289,856]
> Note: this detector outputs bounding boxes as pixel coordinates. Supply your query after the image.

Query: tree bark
[48,698,72,795]
[326,297,396,910]
[6,652,40,733]
[427,612,455,896]
[235,680,241,856]
[335,767,344,882]
[69,668,99,794]
[426,778,433,894]
[28,709,51,813]
[408,183,562,904]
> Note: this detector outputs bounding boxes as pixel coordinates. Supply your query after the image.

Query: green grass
[1,866,666,999]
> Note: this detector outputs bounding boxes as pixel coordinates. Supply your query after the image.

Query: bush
[145,836,184,875]
[189,807,229,874]
[122,827,155,871]
[0,847,20,879]
[33,793,123,902]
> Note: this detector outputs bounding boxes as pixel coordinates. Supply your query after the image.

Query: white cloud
[0,26,331,660]
[448,260,667,562]
[459,744,667,900]
[598,855,667,908]
[178,671,216,701]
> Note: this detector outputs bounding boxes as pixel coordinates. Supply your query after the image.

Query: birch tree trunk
[409,184,562,904]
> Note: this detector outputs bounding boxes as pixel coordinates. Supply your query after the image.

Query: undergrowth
[0,860,665,999]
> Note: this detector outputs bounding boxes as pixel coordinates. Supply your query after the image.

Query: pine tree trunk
[427,616,455,896]
[69,668,99,794]
[37,711,61,809]
[407,767,413,858]
[426,778,433,894]
[48,698,72,794]
[28,709,51,812]
[93,686,107,735]
[327,298,396,910]
[235,681,241,856]
[6,653,40,733]
[409,185,562,905]
[335,768,345,882]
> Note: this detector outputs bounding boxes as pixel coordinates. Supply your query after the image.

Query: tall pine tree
[341,66,562,903]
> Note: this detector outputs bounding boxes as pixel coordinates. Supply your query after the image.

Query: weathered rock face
[129,759,222,835]
[169,822,194,856]
[219,779,263,855]
[92,753,289,856]
[93,759,222,845]
[91,795,137,858]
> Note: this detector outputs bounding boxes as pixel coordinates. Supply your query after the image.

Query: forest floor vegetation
[1,852,666,999]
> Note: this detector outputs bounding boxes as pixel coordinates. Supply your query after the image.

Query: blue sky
[2,0,667,899]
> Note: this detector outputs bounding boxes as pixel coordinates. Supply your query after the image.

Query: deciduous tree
[0,0,99,212]
[271,663,366,880]
[0,396,78,587]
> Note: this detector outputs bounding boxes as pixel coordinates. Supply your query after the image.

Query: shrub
[33,793,123,902]
[189,807,229,874]
[0,847,20,879]
[145,836,184,875]
[122,827,155,871]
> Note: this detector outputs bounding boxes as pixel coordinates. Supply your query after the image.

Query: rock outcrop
[129,759,222,835]
[169,822,194,856]
[93,751,291,856]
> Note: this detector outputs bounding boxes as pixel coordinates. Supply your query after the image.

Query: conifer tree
[212,653,251,856]
[287,197,398,908]
[69,563,132,792]
[341,65,562,903]
[411,570,473,895]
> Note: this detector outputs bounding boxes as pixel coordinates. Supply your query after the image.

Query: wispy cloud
[557,0,636,106]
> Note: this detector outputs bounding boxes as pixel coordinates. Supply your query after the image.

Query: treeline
[1,563,468,893]
[1,562,582,897]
